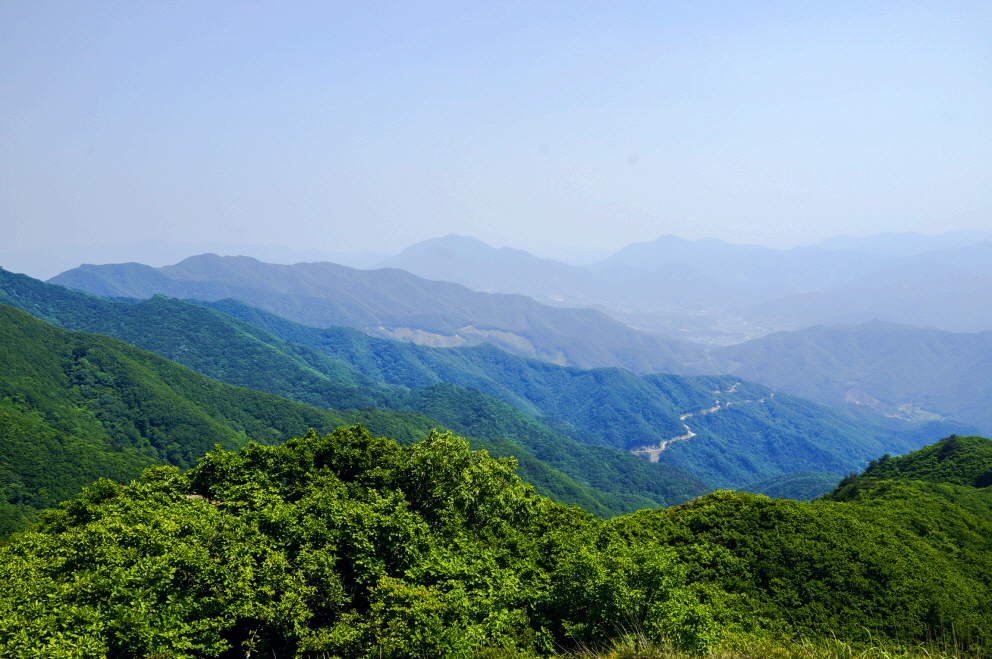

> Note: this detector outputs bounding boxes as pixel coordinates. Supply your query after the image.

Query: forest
[1,428,990,658]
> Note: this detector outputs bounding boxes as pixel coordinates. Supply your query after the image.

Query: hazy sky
[2,1,990,257]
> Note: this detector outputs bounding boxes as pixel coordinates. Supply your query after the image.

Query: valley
[2,230,991,657]
[6,229,988,502]
[631,382,777,462]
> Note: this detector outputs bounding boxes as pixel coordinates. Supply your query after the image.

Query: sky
[2,1,990,260]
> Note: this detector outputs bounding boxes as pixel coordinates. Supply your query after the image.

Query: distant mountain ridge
[358,232,992,342]
[585,236,992,336]
[41,231,992,348]
[48,253,710,374]
[811,230,992,256]
[711,319,992,435]
[740,251,992,333]
[590,234,893,299]
[0,239,388,281]
[374,235,754,336]
[374,234,603,305]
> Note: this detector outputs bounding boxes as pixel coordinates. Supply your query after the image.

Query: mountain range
[42,233,992,437]
[28,230,992,346]
[193,298,965,489]
[5,229,991,517]
[4,268,970,498]
[375,232,992,340]
[0,239,390,281]
[0,268,717,520]
[47,253,711,374]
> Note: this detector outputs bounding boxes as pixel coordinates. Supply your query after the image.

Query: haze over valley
[373,230,992,343]
[6,225,981,441]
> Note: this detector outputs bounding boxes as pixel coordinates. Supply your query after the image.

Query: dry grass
[554,633,985,659]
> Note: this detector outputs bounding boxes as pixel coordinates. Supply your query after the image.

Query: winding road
[630,383,774,462]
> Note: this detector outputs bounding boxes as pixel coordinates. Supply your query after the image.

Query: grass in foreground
[551,633,986,659]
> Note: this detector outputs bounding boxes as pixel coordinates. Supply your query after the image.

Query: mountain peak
[387,235,498,263]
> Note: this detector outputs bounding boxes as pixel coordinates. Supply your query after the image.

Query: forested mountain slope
[46,254,709,374]
[2,430,990,658]
[621,436,992,650]
[739,471,843,501]
[0,304,445,534]
[0,270,707,515]
[711,320,992,434]
[6,268,971,492]
[201,297,971,489]
[850,433,992,488]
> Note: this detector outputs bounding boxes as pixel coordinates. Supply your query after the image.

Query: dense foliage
[855,434,992,488]
[615,488,992,647]
[0,270,711,511]
[0,304,440,534]
[0,426,714,658]
[738,471,841,501]
[2,430,991,658]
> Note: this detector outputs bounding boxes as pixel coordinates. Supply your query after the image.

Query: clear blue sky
[2,1,990,256]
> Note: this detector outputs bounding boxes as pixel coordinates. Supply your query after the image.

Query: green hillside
[0,304,442,533]
[201,297,972,488]
[2,266,402,410]
[1,429,990,658]
[834,434,992,492]
[616,482,992,648]
[2,303,667,533]
[0,269,709,513]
